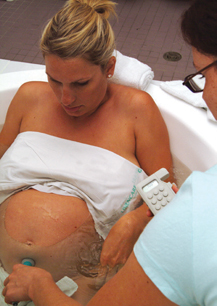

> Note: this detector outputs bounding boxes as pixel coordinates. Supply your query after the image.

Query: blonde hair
[40,0,116,69]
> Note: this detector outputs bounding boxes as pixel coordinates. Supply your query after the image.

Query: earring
[107,74,112,78]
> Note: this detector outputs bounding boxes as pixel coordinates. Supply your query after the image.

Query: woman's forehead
[45,54,101,82]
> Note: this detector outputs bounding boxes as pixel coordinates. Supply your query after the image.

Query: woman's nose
[61,87,76,106]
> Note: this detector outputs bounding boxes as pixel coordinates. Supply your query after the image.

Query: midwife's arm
[3,254,178,306]
[100,92,174,267]
[3,265,82,306]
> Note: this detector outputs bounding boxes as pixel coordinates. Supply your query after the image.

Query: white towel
[0,131,147,239]
[0,266,78,306]
[160,80,216,122]
[111,50,154,91]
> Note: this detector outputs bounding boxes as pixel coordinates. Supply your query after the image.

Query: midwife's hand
[3,264,52,305]
[100,204,150,267]
[172,183,179,193]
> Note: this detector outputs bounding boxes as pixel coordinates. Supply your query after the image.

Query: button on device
[159,185,164,192]
[161,200,167,206]
[155,203,161,210]
[153,190,159,196]
[157,194,163,201]
[163,191,168,197]
[151,198,157,205]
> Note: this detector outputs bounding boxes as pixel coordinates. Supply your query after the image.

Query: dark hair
[181,0,217,57]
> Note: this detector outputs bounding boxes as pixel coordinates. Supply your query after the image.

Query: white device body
[136,168,175,215]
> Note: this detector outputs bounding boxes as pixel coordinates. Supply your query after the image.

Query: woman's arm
[100,203,150,267]
[3,254,177,306]
[134,92,173,179]
[100,91,174,267]
[0,143,9,159]
[0,82,34,158]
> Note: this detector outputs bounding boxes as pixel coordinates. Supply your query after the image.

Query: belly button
[26,240,33,246]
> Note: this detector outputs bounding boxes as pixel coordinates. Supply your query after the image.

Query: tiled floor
[0,0,193,81]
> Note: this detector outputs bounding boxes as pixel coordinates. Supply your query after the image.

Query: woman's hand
[100,204,150,267]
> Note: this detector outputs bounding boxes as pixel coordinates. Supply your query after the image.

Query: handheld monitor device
[136,168,175,215]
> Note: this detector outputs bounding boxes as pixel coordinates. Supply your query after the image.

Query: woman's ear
[106,56,116,78]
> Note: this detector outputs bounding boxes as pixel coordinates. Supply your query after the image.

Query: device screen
[142,179,158,193]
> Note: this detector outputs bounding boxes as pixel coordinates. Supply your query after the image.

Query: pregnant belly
[0,189,104,281]
[4,189,90,246]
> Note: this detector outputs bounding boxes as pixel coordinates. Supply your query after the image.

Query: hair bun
[66,0,116,19]
[41,0,116,68]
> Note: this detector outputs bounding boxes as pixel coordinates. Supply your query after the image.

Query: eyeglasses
[183,60,217,93]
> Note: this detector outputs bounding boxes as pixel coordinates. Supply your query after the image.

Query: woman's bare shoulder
[17,81,52,97]
[110,83,157,112]
[11,81,55,111]
[5,81,54,122]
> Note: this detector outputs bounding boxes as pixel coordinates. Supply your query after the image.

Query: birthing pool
[0,60,217,305]
[0,65,217,183]
[146,81,217,186]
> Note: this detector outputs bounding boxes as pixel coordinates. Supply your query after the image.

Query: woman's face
[45,55,115,118]
[192,48,217,119]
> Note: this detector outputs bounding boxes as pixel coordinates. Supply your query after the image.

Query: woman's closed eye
[76,80,89,86]
[48,76,61,84]
[47,74,89,87]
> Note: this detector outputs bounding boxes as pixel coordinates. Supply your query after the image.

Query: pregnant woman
[0,0,173,304]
